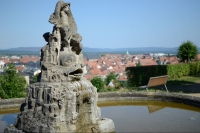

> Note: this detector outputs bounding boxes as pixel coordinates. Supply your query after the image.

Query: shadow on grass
[134,74,200,93]
[166,80,200,93]
[136,80,200,93]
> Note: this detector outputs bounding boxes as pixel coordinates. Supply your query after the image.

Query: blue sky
[0,0,200,49]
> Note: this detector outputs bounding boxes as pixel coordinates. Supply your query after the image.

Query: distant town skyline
[0,0,200,49]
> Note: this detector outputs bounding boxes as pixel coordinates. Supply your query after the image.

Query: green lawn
[166,74,200,93]
[139,74,200,93]
[119,74,200,93]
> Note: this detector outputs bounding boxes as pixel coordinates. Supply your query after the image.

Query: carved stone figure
[4,0,115,132]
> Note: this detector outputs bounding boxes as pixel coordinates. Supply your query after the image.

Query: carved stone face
[49,13,58,25]
[60,52,77,67]
[60,50,83,77]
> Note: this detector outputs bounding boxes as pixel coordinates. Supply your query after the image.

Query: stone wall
[98,92,200,107]
[0,98,25,109]
[1,92,200,109]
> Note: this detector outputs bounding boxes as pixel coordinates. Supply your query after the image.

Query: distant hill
[1,46,200,57]
[7,46,178,52]
[3,46,200,54]
[8,47,42,51]
[83,47,178,52]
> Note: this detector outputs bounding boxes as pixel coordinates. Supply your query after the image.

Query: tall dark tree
[0,63,27,99]
[177,41,198,62]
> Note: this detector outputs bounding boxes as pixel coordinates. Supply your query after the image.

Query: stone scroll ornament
[4,0,115,133]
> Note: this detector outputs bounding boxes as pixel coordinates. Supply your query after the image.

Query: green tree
[105,73,117,85]
[136,62,141,67]
[0,63,27,99]
[90,76,104,92]
[32,73,39,83]
[177,41,198,62]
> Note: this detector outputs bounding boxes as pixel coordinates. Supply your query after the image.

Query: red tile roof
[15,66,24,72]
[2,59,10,64]
[89,68,102,75]
[125,62,136,67]
[139,59,158,66]
[20,56,40,63]
[159,57,167,62]
[87,61,98,69]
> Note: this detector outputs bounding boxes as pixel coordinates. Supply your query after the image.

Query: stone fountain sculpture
[4,1,115,133]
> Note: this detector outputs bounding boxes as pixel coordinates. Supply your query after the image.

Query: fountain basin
[1,92,200,109]
[98,92,200,107]
[1,92,200,132]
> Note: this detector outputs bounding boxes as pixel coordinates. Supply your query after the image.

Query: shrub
[126,65,167,87]
[0,63,27,99]
[90,76,104,92]
[126,61,200,87]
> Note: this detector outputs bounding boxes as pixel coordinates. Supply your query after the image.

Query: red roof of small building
[15,66,24,72]
[139,59,157,66]
[20,56,40,63]
[125,62,136,67]
[2,59,10,64]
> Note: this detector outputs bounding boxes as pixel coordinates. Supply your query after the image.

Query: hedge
[126,61,200,87]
